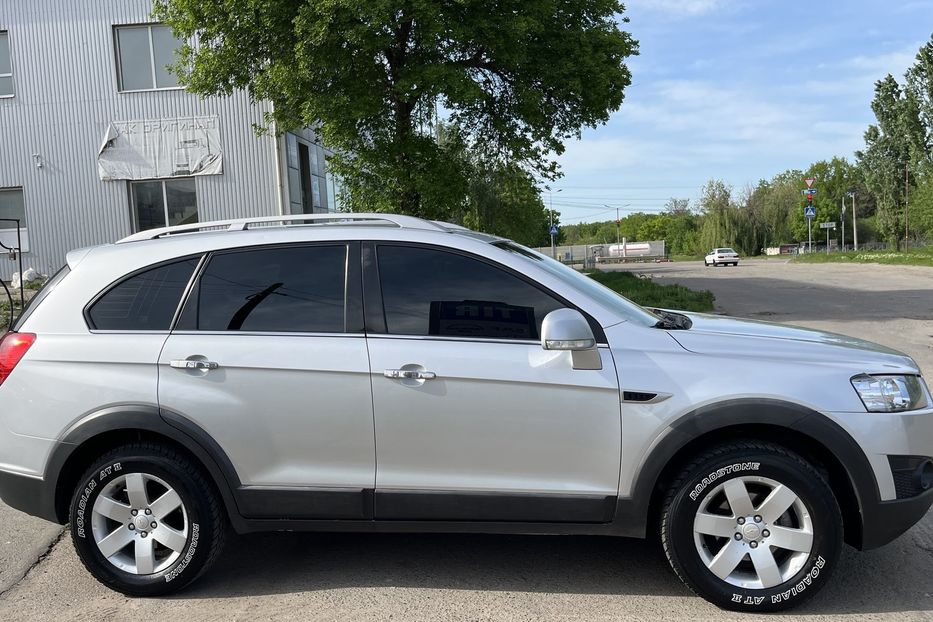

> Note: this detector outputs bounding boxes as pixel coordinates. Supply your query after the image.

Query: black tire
[69,442,226,596]
[661,441,842,612]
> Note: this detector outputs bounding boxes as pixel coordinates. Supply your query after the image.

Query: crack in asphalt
[0,527,66,600]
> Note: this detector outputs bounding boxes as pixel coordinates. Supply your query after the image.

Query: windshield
[492,241,661,327]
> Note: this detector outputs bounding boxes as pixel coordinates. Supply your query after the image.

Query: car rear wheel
[661,441,842,612]
[69,442,226,595]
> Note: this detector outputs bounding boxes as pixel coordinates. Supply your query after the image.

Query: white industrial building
[0,1,338,278]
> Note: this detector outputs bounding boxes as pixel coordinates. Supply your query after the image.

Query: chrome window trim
[168,253,208,329]
[364,333,609,348]
[167,330,365,339]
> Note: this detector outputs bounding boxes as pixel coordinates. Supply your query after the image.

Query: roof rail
[116,213,450,243]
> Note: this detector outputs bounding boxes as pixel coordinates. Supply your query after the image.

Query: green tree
[462,161,553,247]
[156,0,638,217]
[857,75,926,247]
[697,180,739,252]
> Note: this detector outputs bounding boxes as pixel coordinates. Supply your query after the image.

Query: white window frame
[129,179,198,233]
[113,23,184,93]
[0,30,14,99]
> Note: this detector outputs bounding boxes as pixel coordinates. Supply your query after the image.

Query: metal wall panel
[0,1,282,278]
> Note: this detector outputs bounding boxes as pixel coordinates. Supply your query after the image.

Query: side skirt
[228,489,644,537]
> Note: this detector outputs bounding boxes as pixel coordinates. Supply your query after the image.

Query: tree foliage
[155,0,638,218]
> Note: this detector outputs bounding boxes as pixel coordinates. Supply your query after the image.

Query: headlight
[851,374,930,412]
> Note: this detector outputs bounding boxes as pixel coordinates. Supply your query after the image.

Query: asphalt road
[1,258,931,621]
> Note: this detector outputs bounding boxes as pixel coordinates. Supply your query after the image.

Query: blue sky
[552,0,933,225]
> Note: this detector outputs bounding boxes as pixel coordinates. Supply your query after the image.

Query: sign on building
[97,116,223,181]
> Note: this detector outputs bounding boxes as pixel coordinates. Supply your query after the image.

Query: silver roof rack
[117,213,450,243]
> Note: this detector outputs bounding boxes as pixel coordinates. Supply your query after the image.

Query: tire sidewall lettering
[688,461,760,502]
[165,523,199,583]
[75,461,122,539]
[729,556,826,607]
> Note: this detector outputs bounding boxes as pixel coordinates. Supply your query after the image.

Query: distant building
[0,1,338,278]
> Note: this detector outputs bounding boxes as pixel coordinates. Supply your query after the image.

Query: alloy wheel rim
[90,472,189,575]
[692,475,814,589]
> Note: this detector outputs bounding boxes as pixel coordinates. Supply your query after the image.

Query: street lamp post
[548,189,562,259]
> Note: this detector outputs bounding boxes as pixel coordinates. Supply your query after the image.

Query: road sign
[804,206,816,219]
[549,225,559,236]
[820,222,836,229]
[804,178,815,188]
[801,188,817,196]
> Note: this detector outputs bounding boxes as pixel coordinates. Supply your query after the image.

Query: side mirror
[541,309,602,370]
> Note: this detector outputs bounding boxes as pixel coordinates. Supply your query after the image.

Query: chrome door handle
[384,369,436,380]
[170,360,220,371]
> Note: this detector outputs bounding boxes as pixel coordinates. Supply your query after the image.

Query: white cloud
[847,48,917,75]
[556,75,868,193]
[627,0,726,16]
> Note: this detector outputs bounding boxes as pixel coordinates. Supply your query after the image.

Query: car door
[158,242,375,520]
[365,243,622,523]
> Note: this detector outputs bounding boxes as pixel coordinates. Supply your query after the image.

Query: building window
[114,24,182,92]
[130,179,198,232]
[0,31,14,97]
[285,133,329,214]
[0,188,28,253]
[0,188,26,231]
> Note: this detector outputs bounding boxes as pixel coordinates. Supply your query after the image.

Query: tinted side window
[88,258,198,330]
[377,245,565,340]
[192,245,347,332]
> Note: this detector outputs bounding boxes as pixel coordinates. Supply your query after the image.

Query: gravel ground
[0,258,931,621]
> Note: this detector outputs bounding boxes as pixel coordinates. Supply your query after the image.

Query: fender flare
[46,405,244,526]
[613,398,878,547]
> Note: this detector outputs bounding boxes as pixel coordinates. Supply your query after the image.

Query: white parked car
[706,247,740,266]
[0,214,931,611]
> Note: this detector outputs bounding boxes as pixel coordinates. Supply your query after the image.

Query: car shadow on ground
[174,531,933,617]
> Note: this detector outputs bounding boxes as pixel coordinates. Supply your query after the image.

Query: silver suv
[1,214,931,611]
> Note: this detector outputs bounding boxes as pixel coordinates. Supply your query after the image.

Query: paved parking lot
[1,258,931,621]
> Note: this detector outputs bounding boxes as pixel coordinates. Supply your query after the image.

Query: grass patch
[669,254,705,262]
[792,246,933,267]
[587,270,715,312]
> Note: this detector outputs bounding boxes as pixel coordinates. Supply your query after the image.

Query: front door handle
[170,359,220,371]
[384,369,436,380]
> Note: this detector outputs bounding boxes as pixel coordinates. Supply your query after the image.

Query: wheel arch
[49,405,242,526]
[619,399,877,549]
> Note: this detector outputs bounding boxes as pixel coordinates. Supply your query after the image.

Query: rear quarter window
[86,258,199,331]
[11,265,71,331]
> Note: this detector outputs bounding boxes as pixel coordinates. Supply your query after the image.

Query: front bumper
[860,485,933,550]
[0,468,61,524]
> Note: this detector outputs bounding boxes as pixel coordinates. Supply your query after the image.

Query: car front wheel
[69,442,226,595]
[661,441,842,612]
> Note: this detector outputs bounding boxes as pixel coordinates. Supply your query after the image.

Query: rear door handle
[384,369,436,380]
[170,360,220,371]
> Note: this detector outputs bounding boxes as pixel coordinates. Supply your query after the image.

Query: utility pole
[616,207,620,247]
[602,204,632,258]
[905,162,910,245]
[841,197,845,252]
[847,191,858,251]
